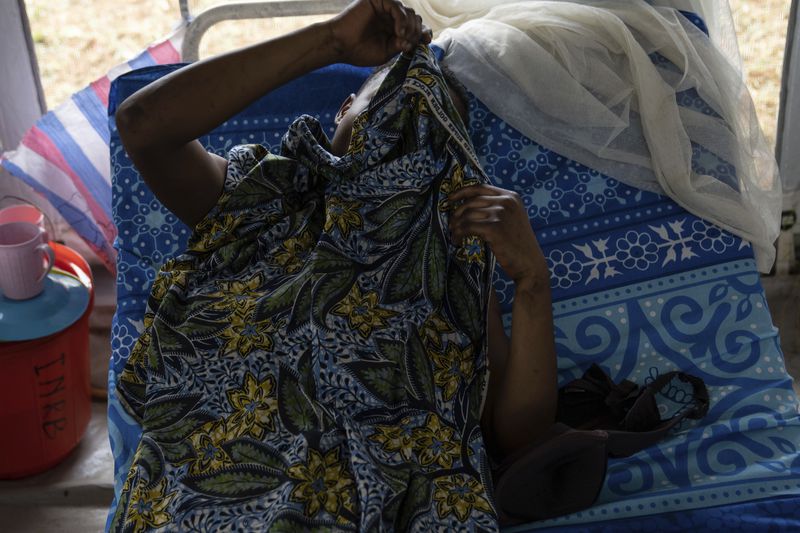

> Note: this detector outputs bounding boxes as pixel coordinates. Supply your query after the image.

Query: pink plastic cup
[0,205,48,242]
[0,222,55,300]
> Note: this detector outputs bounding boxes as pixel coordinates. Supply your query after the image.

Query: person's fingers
[457,205,504,223]
[371,0,389,16]
[393,5,408,51]
[372,0,402,54]
[449,212,499,244]
[400,5,419,51]
[370,0,427,48]
[450,220,498,243]
[381,0,407,40]
[401,5,415,38]
[451,197,501,219]
[373,0,400,26]
[448,184,503,202]
[421,25,433,44]
[411,14,422,44]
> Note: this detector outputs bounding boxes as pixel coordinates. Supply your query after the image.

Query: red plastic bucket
[0,242,94,478]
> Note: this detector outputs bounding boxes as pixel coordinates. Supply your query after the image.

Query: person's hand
[448,184,551,292]
[326,0,432,67]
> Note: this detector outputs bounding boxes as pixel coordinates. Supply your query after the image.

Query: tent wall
[0,0,51,212]
[0,0,78,253]
[0,0,46,150]
[779,0,800,210]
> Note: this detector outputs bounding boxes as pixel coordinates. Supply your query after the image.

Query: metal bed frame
[178,0,349,61]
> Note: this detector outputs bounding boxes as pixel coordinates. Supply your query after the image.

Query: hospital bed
[107,1,800,530]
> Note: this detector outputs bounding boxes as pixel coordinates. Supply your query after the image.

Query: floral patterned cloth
[110,46,499,532]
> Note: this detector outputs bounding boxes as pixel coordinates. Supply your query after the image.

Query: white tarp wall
[779,0,800,212]
[0,0,98,261]
[0,0,62,229]
[0,0,45,167]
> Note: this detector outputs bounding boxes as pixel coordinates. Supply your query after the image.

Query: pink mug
[0,222,55,300]
[0,204,49,242]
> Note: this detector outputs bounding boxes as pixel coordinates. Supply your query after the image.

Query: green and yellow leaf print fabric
[112,46,498,532]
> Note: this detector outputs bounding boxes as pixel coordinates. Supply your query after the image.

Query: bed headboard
[179,0,350,62]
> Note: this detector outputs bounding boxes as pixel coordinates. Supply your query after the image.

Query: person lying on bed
[112,0,556,530]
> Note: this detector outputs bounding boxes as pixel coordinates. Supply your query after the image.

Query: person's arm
[494,275,557,454]
[481,290,510,457]
[115,0,430,228]
[449,184,557,457]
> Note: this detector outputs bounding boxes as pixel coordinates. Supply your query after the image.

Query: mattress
[467,93,800,530]
[107,12,800,530]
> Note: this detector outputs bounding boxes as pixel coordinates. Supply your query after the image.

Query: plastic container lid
[0,270,90,342]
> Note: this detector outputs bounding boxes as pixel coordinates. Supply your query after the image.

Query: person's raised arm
[449,184,558,457]
[115,0,431,228]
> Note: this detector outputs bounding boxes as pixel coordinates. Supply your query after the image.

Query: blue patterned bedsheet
[464,90,800,528]
[108,21,800,531]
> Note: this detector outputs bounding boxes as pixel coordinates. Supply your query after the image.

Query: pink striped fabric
[1,26,186,273]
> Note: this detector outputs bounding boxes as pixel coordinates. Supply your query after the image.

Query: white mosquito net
[408,0,782,272]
